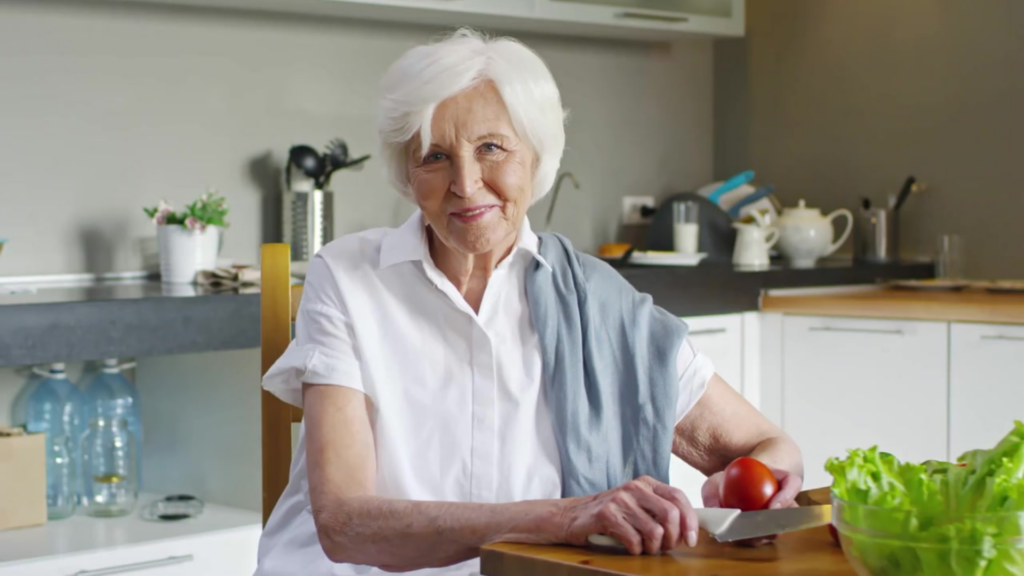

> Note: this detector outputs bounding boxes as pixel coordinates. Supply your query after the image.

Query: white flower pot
[157,225,221,283]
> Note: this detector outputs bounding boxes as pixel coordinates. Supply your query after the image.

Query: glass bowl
[832,495,1024,576]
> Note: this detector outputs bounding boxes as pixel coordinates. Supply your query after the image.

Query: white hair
[377,28,566,204]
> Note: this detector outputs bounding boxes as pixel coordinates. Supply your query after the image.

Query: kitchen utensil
[318,137,372,189]
[936,234,964,279]
[707,170,755,205]
[628,250,706,267]
[648,193,735,264]
[893,175,916,211]
[587,504,832,550]
[776,200,853,268]
[672,200,700,254]
[889,279,970,291]
[283,189,334,263]
[288,145,325,183]
[727,185,775,219]
[732,210,779,271]
[854,207,899,263]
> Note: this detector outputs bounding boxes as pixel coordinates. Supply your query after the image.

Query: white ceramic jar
[776,200,853,268]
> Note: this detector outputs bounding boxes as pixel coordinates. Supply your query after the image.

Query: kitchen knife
[586,504,832,551]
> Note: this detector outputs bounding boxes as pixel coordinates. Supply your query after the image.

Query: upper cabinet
[114,0,745,40]
[535,0,744,37]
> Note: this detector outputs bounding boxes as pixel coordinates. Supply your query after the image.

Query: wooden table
[480,526,855,575]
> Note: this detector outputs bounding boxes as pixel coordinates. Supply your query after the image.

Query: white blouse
[257,212,715,576]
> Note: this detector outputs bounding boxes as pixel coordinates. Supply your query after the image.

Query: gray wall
[0,0,713,277]
[0,0,715,510]
[715,0,1024,278]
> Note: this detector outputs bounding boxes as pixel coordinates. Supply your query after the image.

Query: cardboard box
[0,429,46,531]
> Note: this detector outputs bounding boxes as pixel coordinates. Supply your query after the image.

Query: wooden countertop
[761,288,1024,324]
[480,526,853,576]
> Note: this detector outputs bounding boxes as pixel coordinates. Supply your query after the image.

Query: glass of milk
[673,201,700,254]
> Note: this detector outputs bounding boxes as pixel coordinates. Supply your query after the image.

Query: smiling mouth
[456,207,491,217]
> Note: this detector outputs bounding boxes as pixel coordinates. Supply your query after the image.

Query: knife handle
[586,508,742,552]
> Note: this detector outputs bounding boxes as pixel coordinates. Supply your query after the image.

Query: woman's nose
[449,159,483,198]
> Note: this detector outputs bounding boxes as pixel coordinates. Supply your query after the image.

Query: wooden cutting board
[480,525,854,576]
[480,488,854,576]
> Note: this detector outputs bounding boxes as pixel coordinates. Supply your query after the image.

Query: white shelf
[0,494,260,568]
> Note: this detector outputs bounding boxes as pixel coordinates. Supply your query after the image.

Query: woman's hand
[700,464,803,546]
[558,476,699,555]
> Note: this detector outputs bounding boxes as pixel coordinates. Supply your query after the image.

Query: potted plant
[144,191,229,284]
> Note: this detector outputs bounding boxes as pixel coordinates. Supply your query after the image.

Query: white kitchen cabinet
[950,322,1024,458]
[536,0,743,37]
[0,498,261,576]
[781,316,949,489]
[670,313,744,507]
[111,0,744,40]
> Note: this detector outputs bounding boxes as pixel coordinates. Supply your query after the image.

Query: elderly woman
[258,29,802,576]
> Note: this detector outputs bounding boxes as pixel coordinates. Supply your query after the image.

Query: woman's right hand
[558,476,699,555]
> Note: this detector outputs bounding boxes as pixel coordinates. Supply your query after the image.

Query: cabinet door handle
[689,328,728,336]
[808,327,904,335]
[616,11,689,23]
[981,335,1024,342]
[74,555,194,576]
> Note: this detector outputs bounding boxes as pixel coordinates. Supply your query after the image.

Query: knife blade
[586,504,832,552]
[708,505,832,542]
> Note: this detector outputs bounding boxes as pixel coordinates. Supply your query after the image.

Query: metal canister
[854,207,899,263]
[282,189,334,263]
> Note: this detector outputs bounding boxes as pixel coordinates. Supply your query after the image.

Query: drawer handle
[689,328,728,336]
[981,335,1024,342]
[74,555,194,576]
[616,11,689,23]
[809,327,904,335]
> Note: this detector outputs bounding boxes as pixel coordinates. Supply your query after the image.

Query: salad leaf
[826,420,1024,576]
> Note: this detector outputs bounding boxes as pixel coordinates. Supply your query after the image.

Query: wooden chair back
[260,243,305,525]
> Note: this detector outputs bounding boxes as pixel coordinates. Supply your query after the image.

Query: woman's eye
[423,152,446,163]
[480,142,501,153]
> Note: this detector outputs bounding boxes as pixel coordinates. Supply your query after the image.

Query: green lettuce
[826,421,1024,576]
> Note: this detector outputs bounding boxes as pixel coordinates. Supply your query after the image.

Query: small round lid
[784,199,822,215]
[50,362,65,372]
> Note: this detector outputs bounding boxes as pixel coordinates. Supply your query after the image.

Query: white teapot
[776,200,853,268]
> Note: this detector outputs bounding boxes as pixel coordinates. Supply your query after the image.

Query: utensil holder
[854,207,899,263]
[283,189,334,263]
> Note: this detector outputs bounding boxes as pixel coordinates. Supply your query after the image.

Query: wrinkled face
[408,81,535,257]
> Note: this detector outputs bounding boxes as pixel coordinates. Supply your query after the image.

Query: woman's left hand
[700,464,803,546]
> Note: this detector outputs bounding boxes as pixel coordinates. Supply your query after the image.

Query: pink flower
[154,213,167,225]
[185,216,205,231]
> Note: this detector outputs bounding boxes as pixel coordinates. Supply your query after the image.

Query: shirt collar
[378,210,551,271]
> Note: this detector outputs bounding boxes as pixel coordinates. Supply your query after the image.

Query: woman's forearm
[312,495,571,572]
[748,434,804,479]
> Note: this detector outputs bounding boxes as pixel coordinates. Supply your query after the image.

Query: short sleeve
[674,338,715,423]
[261,255,364,408]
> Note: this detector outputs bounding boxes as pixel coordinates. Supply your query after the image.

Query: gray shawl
[525,233,689,498]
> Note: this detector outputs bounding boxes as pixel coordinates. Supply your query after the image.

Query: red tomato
[828,523,841,547]
[720,457,780,511]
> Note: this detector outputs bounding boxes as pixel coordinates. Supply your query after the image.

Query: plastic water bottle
[23,363,86,518]
[83,359,143,489]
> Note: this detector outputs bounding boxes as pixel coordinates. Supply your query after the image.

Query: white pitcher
[732,211,779,271]
[776,200,853,268]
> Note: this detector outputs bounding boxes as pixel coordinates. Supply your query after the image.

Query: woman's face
[408,81,535,257]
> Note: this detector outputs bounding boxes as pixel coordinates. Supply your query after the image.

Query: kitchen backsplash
[0,0,712,276]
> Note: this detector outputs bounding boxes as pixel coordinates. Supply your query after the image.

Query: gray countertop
[0,258,932,367]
